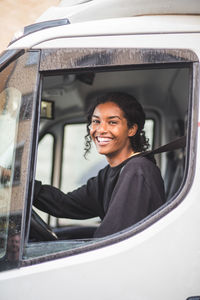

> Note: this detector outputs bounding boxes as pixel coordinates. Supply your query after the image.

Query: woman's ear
[128,124,138,137]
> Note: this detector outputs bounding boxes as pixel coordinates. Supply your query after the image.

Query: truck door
[0,47,199,300]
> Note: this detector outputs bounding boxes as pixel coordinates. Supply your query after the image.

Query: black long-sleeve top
[34,154,165,238]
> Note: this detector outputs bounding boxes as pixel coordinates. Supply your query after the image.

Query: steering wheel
[29,209,58,242]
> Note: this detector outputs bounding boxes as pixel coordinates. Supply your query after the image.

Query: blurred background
[0,0,59,53]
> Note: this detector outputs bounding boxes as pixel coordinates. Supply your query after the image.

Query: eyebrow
[92,115,122,120]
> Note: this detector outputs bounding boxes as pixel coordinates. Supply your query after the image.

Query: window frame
[23,47,199,266]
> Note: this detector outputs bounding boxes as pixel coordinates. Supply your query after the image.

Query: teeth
[97,137,112,142]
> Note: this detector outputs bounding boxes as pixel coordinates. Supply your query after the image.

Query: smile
[96,136,113,145]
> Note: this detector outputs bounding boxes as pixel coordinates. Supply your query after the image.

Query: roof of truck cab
[6,0,200,50]
[7,15,200,50]
[37,0,200,24]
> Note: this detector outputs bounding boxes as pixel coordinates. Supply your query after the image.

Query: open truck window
[24,48,197,265]
[0,48,198,269]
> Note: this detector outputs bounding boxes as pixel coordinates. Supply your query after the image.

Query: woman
[34,92,165,238]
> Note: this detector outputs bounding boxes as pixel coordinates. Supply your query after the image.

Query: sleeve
[93,161,164,238]
[33,176,103,220]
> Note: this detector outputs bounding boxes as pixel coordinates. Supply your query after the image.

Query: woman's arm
[33,177,104,220]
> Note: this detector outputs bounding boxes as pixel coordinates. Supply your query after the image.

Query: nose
[97,121,108,133]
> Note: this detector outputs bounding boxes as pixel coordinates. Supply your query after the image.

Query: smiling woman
[90,102,135,165]
[85,92,149,166]
[33,92,165,238]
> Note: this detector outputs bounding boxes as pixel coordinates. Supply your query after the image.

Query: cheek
[89,129,95,140]
[112,127,128,138]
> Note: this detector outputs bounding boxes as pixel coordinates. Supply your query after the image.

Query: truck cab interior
[29,57,191,245]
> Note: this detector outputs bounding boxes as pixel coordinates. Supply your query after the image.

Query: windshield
[0,87,21,259]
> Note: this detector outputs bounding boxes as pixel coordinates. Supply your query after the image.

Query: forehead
[93,102,124,117]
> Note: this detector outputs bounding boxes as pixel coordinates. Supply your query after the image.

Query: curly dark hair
[84,92,149,158]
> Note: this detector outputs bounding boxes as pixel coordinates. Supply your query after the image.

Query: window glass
[0,87,21,259]
[35,134,54,222]
[36,134,54,185]
[144,119,154,149]
[0,51,40,270]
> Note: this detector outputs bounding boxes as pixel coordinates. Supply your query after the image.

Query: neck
[106,149,137,167]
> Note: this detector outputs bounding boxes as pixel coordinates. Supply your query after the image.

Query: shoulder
[122,154,161,177]
[126,154,156,168]
[118,155,164,195]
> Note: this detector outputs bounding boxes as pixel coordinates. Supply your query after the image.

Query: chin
[96,147,110,155]
[97,149,107,155]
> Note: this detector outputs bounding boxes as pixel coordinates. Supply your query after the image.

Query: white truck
[0,0,200,299]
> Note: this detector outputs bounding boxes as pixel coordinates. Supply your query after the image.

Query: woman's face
[90,101,137,166]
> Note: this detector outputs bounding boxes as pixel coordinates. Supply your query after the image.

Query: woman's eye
[91,120,100,126]
[92,120,100,124]
[109,121,117,125]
